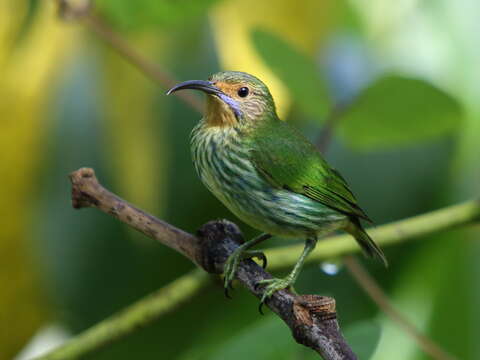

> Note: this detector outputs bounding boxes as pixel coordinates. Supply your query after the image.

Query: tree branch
[35,168,480,360]
[39,167,356,360]
[70,168,203,264]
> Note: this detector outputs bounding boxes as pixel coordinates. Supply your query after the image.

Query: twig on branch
[38,167,356,360]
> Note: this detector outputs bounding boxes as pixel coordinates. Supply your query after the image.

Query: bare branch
[46,167,356,360]
[70,168,203,264]
[35,168,480,360]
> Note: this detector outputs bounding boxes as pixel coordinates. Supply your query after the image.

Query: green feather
[249,117,370,221]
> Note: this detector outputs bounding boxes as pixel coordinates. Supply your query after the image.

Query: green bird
[167,71,386,303]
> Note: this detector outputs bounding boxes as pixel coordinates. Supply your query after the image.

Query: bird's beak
[166,80,223,96]
[167,79,242,119]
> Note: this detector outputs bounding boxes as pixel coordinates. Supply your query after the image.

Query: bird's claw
[258,276,295,308]
[223,249,267,297]
[224,282,234,299]
[223,252,240,296]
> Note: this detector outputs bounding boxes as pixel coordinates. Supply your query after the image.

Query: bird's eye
[237,87,249,97]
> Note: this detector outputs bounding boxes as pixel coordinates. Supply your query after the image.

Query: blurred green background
[2,0,479,359]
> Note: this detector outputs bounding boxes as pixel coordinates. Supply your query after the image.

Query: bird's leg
[223,233,272,293]
[259,237,317,304]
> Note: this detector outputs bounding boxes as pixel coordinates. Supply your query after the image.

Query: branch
[35,169,479,360]
[38,168,355,360]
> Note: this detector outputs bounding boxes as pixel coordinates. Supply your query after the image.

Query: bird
[167,71,387,304]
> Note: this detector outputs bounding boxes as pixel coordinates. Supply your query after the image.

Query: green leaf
[339,75,464,150]
[96,0,221,29]
[252,28,330,120]
[344,321,381,360]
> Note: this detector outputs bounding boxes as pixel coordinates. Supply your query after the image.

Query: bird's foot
[258,275,295,305]
[223,249,267,297]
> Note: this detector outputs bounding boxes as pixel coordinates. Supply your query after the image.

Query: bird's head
[167,71,277,128]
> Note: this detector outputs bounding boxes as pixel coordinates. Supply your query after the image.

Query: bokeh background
[2,0,479,359]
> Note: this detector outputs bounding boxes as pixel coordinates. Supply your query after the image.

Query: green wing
[250,120,370,221]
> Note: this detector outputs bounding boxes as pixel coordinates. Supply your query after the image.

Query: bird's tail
[346,218,388,267]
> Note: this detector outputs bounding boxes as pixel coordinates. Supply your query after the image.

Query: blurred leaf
[339,75,463,150]
[210,0,333,118]
[96,0,220,29]
[12,0,40,45]
[0,1,78,357]
[344,320,381,360]
[252,29,330,120]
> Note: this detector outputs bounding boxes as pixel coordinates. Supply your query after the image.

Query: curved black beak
[166,80,222,96]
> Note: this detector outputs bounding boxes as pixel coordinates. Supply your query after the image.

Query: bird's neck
[205,96,238,128]
[203,96,280,134]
